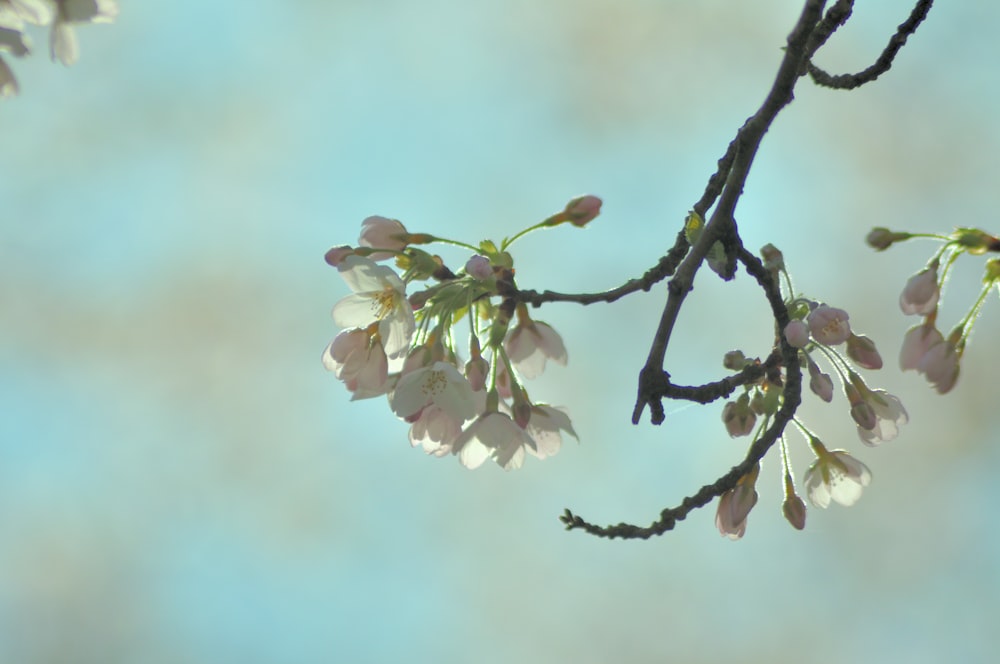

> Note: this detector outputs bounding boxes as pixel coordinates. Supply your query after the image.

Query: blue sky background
[2,1,1000,662]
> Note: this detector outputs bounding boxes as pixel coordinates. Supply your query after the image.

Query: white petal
[50,21,78,65]
[390,368,431,419]
[332,293,379,329]
[458,438,490,469]
[338,255,403,294]
[535,322,568,365]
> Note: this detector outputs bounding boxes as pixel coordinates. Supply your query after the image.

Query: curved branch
[560,249,801,539]
[807,0,933,90]
[633,0,826,425]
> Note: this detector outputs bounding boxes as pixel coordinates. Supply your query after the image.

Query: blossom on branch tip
[899,265,940,316]
[803,443,871,508]
[782,475,806,531]
[324,245,355,267]
[807,305,851,345]
[332,255,415,358]
[563,195,602,227]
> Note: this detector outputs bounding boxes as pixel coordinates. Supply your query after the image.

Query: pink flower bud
[760,244,784,273]
[783,320,810,348]
[563,195,602,227]
[465,356,489,392]
[359,216,409,260]
[722,399,756,437]
[782,493,807,531]
[866,227,910,250]
[806,356,834,403]
[465,255,493,280]
[324,245,355,267]
[846,333,883,370]
[807,305,851,345]
[899,266,939,316]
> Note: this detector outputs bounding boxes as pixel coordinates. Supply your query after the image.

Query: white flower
[453,411,533,471]
[524,405,577,459]
[803,446,871,508]
[390,361,477,422]
[321,328,389,400]
[856,390,907,446]
[332,255,415,358]
[408,405,465,456]
[807,305,851,346]
[505,319,567,379]
[359,216,408,261]
[899,322,944,371]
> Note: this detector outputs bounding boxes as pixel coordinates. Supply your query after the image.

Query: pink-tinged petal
[784,320,810,348]
[899,267,940,316]
[807,305,851,345]
[0,56,18,97]
[917,340,961,394]
[846,334,883,370]
[807,356,834,403]
[900,323,944,371]
[359,216,408,260]
[324,245,355,267]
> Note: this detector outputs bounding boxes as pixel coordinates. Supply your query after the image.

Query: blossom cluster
[868,226,1000,394]
[715,244,906,539]
[322,196,602,470]
[0,0,117,97]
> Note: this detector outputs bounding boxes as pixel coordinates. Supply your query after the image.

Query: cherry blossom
[807,305,851,345]
[806,355,834,403]
[505,316,567,379]
[715,466,759,540]
[321,328,389,400]
[408,405,466,457]
[453,411,534,471]
[899,265,940,316]
[359,216,409,261]
[856,389,908,446]
[846,333,882,370]
[524,405,577,459]
[803,444,871,508]
[917,338,961,394]
[783,319,809,348]
[390,361,477,422]
[562,195,602,227]
[899,322,944,371]
[332,255,415,358]
[722,398,755,437]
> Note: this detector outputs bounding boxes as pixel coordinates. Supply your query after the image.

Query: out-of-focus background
[2,1,999,662]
